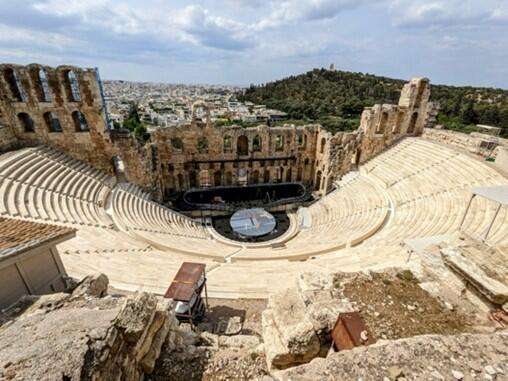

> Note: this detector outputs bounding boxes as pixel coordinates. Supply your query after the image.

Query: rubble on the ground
[0,274,180,381]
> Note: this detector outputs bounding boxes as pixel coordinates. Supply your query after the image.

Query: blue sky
[0,0,507,88]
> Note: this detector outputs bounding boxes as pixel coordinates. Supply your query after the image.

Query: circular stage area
[230,208,276,238]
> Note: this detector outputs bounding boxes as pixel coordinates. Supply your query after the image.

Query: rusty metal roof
[0,217,76,259]
[164,262,206,302]
[332,312,375,351]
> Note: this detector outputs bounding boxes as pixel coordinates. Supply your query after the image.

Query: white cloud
[255,0,372,30]
[389,0,507,27]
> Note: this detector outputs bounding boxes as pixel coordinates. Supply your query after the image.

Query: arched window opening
[214,171,222,186]
[44,112,62,132]
[177,174,184,190]
[253,135,262,151]
[172,138,183,151]
[315,171,322,191]
[18,113,34,132]
[4,68,25,102]
[408,112,418,134]
[296,167,303,182]
[393,111,403,134]
[189,171,198,188]
[64,70,81,102]
[376,111,389,134]
[252,170,259,184]
[72,111,89,132]
[297,134,306,149]
[264,169,270,183]
[414,80,428,108]
[197,136,209,153]
[38,69,51,102]
[223,135,232,153]
[278,167,284,182]
[237,135,248,156]
[275,135,284,151]
[286,168,292,182]
[320,138,326,154]
[225,171,233,185]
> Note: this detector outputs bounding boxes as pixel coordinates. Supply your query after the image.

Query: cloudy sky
[0,0,507,88]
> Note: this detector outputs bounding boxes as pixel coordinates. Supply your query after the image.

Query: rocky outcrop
[442,248,508,305]
[275,332,508,381]
[0,274,180,381]
[262,272,356,370]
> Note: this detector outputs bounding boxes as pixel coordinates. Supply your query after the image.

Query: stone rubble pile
[0,273,181,381]
[274,331,508,381]
[262,272,356,370]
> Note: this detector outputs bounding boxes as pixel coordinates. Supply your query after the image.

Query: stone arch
[320,138,326,154]
[197,136,209,153]
[3,68,24,102]
[253,135,262,151]
[237,135,249,156]
[296,167,303,182]
[176,174,184,190]
[275,135,284,151]
[189,171,198,188]
[414,79,429,108]
[376,111,389,134]
[286,168,292,182]
[18,113,35,132]
[297,133,306,148]
[172,138,183,151]
[315,170,322,191]
[214,170,222,186]
[252,169,259,184]
[44,111,62,132]
[72,111,89,132]
[393,111,404,134]
[29,67,51,102]
[264,169,270,183]
[223,135,232,153]
[225,171,233,185]
[62,69,81,102]
[408,112,418,134]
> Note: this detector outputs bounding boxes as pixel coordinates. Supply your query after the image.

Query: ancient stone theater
[1,63,508,380]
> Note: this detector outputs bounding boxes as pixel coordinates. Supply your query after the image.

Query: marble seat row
[0,147,113,228]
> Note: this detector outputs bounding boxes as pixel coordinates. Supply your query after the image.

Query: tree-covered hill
[240,68,508,137]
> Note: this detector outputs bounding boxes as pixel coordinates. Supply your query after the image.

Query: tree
[461,101,478,125]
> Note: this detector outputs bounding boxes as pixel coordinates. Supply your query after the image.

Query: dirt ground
[340,271,474,340]
[203,298,267,336]
[148,298,269,381]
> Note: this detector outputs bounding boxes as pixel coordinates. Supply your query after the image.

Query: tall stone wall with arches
[0,63,433,199]
[0,63,112,171]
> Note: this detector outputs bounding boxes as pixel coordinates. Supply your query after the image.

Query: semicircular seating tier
[0,137,507,298]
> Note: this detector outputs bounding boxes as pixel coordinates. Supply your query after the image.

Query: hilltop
[240,68,508,137]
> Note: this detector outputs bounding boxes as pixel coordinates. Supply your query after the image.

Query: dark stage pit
[213,211,290,243]
[181,183,308,211]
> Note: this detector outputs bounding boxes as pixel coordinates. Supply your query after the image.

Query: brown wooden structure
[164,262,208,327]
[331,312,375,351]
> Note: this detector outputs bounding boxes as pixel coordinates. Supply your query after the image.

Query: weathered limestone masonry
[316,78,431,192]
[423,128,508,159]
[0,274,183,381]
[0,63,432,198]
[0,63,113,171]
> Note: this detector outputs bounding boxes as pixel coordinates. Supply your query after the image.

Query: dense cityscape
[104,80,287,130]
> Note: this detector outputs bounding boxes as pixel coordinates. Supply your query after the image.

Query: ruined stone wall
[422,128,508,158]
[0,63,432,198]
[0,274,182,381]
[152,121,320,197]
[317,77,432,193]
[0,63,113,171]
